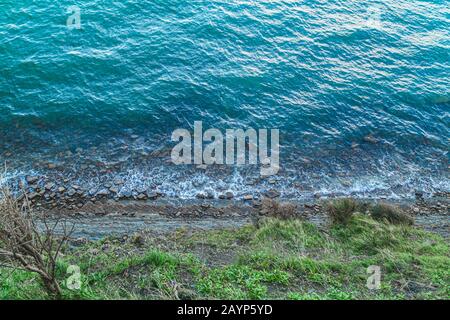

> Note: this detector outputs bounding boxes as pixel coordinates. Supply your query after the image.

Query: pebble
[44,182,55,190]
[28,192,38,200]
[136,187,147,194]
[26,176,38,184]
[243,195,253,201]
[146,191,158,200]
[96,189,109,196]
[121,190,132,198]
[363,135,378,144]
[109,187,119,194]
[114,178,125,185]
[137,193,147,200]
[300,157,312,165]
[265,189,280,199]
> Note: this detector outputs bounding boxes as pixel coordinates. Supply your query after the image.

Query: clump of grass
[326,198,359,225]
[369,203,414,225]
[259,198,298,220]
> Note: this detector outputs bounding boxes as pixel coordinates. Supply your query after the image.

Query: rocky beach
[1,0,449,301]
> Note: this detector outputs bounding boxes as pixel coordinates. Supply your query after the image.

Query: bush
[326,198,359,225]
[0,182,72,298]
[369,203,414,225]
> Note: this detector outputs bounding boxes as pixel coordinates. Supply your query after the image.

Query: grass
[0,214,448,300]
[326,198,360,225]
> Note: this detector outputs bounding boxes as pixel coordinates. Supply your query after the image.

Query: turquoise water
[0,0,449,198]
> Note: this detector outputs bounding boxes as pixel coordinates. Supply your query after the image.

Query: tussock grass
[369,203,414,225]
[326,198,360,225]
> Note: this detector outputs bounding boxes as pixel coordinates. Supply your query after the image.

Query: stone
[58,186,66,193]
[67,189,76,197]
[109,187,119,194]
[341,180,351,187]
[196,193,206,199]
[252,199,262,207]
[243,195,253,201]
[96,189,109,196]
[121,190,132,198]
[28,192,38,200]
[44,182,55,190]
[225,192,234,199]
[363,135,378,144]
[146,191,158,200]
[300,157,312,164]
[137,193,147,200]
[265,189,280,199]
[26,176,38,184]
[136,187,147,194]
[113,178,125,185]
[47,163,57,169]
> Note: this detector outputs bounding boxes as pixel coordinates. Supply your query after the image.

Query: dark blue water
[0,0,449,199]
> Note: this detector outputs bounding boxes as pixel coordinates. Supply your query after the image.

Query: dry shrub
[326,198,359,225]
[0,182,73,298]
[369,203,414,225]
[259,198,298,220]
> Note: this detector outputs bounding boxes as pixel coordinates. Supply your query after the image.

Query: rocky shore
[7,172,447,221]
[13,173,448,216]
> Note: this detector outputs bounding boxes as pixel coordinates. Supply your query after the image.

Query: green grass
[1,214,448,300]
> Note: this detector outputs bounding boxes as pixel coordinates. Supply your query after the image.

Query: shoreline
[9,172,450,211]
[35,196,450,241]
